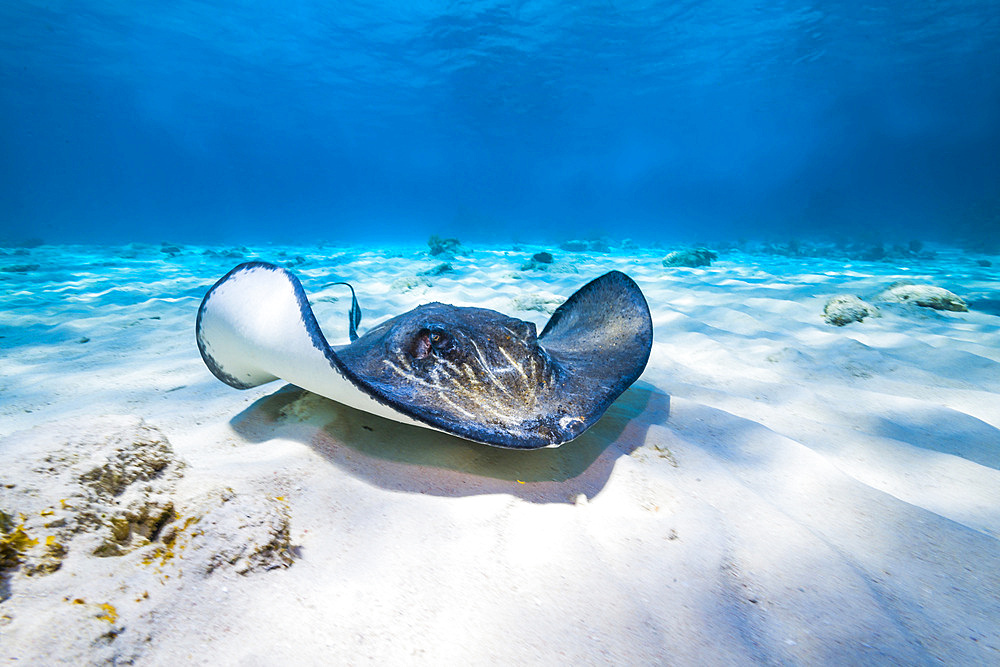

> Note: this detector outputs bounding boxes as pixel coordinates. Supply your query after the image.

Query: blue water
[2,1,998,247]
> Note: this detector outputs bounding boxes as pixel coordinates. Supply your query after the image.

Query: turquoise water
[2,1,998,246]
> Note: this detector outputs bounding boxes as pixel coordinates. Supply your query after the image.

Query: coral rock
[823,295,880,326]
[662,248,717,268]
[427,235,464,257]
[876,282,968,312]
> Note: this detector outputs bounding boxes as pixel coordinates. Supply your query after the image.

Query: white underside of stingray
[197,263,432,430]
[196,261,653,449]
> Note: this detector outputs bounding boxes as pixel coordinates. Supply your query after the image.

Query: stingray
[196,262,653,449]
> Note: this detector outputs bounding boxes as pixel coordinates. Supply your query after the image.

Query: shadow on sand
[229,380,670,504]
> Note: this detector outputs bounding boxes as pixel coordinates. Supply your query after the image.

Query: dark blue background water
[2,1,998,246]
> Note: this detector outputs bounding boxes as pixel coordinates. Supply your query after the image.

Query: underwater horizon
[2,1,999,248]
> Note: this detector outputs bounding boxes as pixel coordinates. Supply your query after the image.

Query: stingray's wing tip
[196,262,328,389]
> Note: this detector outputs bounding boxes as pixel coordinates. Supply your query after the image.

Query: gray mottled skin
[336,270,653,448]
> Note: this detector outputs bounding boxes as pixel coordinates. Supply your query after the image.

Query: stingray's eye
[412,327,454,360]
[428,329,453,354]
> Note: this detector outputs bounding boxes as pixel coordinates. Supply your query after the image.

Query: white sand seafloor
[1,241,999,665]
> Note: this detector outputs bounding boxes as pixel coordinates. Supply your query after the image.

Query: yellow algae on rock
[0,418,185,579]
[96,603,118,624]
[25,534,67,575]
[141,514,201,568]
[133,490,296,576]
[63,598,119,624]
[1,518,38,570]
[152,490,294,575]
[94,500,176,557]
[0,417,298,664]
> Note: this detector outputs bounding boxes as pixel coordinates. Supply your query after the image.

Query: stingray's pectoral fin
[196,261,333,390]
[197,262,439,431]
[536,270,654,430]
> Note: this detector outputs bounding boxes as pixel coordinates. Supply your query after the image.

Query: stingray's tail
[196,262,333,390]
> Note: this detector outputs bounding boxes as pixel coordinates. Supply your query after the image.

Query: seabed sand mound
[1,242,999,664]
